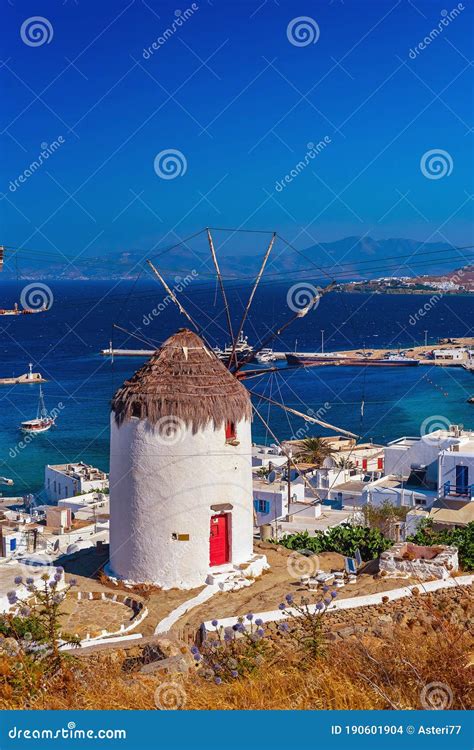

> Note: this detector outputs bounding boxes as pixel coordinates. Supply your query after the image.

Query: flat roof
[428,499,474,526]
[331,480,366,492]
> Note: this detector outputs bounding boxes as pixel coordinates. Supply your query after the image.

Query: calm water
[0,280,472,497]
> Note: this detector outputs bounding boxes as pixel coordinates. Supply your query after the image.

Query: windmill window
[225,421,237,441]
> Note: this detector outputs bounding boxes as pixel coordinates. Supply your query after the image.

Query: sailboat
[20,387,56,433]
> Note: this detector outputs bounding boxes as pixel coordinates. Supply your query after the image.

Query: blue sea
[0,279,472,497]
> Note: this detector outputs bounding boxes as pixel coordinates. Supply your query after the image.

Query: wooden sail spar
[248,390,359,439]
[206,229,235,363]
[227,232,276,370]
[142,228,356,442]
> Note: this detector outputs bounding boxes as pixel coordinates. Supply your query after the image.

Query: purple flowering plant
[190,614,270,683]
[276,583,338,660]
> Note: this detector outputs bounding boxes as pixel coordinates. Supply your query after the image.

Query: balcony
[442,481,474,500]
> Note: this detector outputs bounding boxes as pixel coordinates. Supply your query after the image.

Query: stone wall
[379,542,458,580]
[322,585,472,641]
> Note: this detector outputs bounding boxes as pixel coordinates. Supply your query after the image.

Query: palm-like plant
[294,437,332,466]
[334,456,356,471]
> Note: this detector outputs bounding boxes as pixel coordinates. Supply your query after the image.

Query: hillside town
[340,264,474,294]
[0,332,471,655]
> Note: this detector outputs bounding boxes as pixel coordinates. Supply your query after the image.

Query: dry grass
[1,595,472,711]
[185,619,473,710]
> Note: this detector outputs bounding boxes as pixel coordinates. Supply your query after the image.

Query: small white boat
[256,348,276,363]
[20,387,56,433]
[213,331,253,362]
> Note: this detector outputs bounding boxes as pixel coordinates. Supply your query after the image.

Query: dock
[0,364,47,385]
[100,338,474,368]
[100,348,155,357]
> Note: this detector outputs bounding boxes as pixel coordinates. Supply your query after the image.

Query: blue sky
[1,0,473,261]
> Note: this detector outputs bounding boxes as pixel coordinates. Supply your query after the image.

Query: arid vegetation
[0,582,471,711]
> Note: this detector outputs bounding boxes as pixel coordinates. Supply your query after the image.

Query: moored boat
[20,387,56,433]
[286,352,420,367]
[213,331,254,363]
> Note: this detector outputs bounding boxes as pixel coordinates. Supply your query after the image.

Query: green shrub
[275,524,391,561]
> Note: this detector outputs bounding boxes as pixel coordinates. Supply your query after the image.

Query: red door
[209,514,230,566]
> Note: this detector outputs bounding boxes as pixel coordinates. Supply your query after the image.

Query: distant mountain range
[0,236,469,281]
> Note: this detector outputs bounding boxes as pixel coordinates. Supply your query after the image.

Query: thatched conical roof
[111,328,252,432]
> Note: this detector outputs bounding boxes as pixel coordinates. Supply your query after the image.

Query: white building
[109,328,259,590]
[432,348,467,361]
[438,439,474,501]
[252,444,288,470]
[252,475,313,527]
[45,463,108,502]
[46,506,72,534]
[383,430,466,481]
[58,491,109,520]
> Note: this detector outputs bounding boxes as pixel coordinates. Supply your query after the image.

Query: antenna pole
[251,403,322,505]
[228,232,276,369]
[146,259,200,332]
[206,229,235,360]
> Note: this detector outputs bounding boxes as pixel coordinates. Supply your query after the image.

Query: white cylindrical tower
[109,329,254,589]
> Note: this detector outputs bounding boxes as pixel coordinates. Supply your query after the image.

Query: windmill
[142,228,358,494]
